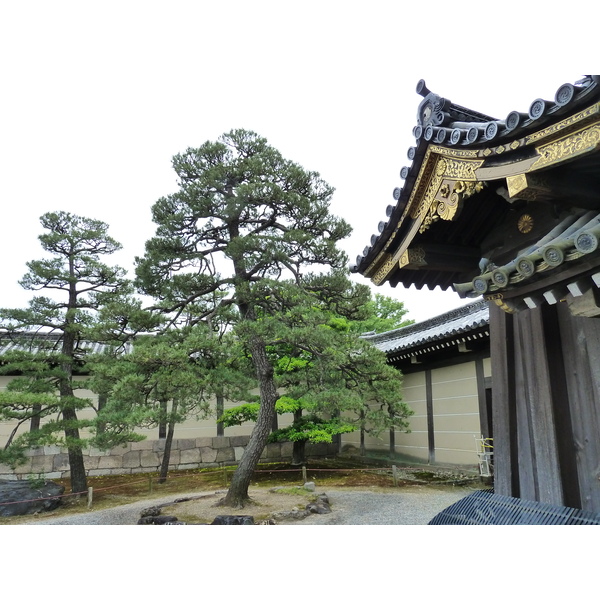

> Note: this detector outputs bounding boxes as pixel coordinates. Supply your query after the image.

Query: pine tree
[136,129,374,507]
[0,212,130,493]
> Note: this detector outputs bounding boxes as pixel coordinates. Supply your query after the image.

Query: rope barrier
[0,464,467,507]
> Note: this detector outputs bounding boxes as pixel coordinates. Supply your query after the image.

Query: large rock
[0,479,65,517]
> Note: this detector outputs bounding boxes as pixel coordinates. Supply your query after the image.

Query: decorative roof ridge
[361,299,488,343]
[352,75,600,276]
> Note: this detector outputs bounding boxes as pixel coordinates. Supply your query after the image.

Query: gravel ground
[286,486,472,525]
[18,485,473,525]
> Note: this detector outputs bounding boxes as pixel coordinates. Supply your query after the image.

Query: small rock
[140,506,162,518]
[303,481,316,492]
[211,515,255,525]
[137,515,179,525]
[306,501,332,514]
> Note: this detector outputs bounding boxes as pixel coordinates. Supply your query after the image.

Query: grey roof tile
[362,300,489,355]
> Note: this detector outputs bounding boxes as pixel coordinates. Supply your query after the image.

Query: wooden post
[87,487,93,509]
[392,465,398,487]
[302,466,307,483]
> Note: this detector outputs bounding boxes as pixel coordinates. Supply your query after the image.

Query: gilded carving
[507,173,527,197]
[429,145,480,159]
[409,157,446,221]
[486,295,518,314]
[371,254,397,285]
[525,103,600,144]
[518,214,534,234]
[531,124,600,171]
[419,179,485,233]
[443,157,483,181]
[368,149,483,282]
[399,246,427,269]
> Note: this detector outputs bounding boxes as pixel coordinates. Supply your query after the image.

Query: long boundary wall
[341,357,491,469]
[0,436,336,480]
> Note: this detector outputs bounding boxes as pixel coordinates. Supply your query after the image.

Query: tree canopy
[0,211,131,492]
[135,129,393,507]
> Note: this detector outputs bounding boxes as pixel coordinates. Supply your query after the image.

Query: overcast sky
[0,1,591,323]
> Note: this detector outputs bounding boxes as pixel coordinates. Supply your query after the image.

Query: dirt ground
[158,486,322,524]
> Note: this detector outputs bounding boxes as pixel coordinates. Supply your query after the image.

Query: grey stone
[83,456,101,470]
[180,448,201,464]
[132,440,155,451]
[137,515,179,525]
[212,437,231,449]
[13,460,34,475]
[195,437,214,448]
[306,501,332,514]
[90,469,113,476]
[140,506,162,518]
[303,481,316,492]
[152,439,166,452]
[97,455,122,470]
[200,447,218,463]
[88,447,110,457]
[0,479,65,517]
[140,450,160,468]
[216,447,235,462]
[31,455,54,473]
[52,454,70,472]
[177,438,196,451]
[211,515,254,525]
[122,451,141,468]
[265,444,281,459]
[228,435,250,447]
[108,444,131,456]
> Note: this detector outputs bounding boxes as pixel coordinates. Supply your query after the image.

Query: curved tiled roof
[362,299,489,359]
[0,332,132,358]
[352,75,600,275]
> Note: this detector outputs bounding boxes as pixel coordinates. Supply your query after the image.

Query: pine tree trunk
[291,408,306,465]
[291,439,307,466]
[216,390,224,437]
[158,399,178,484]
[60,312,88,494]
[62,405,88,494]
[218,337,278,508]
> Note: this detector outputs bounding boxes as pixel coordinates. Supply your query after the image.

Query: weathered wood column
[490,300,600,511]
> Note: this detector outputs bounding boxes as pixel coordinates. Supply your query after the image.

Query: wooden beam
[507,170,600,207]
[399,243,480,272]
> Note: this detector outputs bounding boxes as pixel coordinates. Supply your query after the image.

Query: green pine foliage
[0,211,133,492]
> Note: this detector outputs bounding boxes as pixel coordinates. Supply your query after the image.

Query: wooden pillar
[425,370,435,464]
[490,299,600,511]
[556,302,600,512]
[489,302,519,498]
[512,306,564,505]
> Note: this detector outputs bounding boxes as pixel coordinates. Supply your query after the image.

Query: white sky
[0,1,593,324]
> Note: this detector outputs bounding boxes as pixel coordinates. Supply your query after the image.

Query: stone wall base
[0,436,337,480]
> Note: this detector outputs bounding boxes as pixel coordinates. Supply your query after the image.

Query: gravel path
[286,486,471,525]
[19,485,473,525]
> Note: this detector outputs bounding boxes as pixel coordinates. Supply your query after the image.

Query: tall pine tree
[0,212,130,493]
